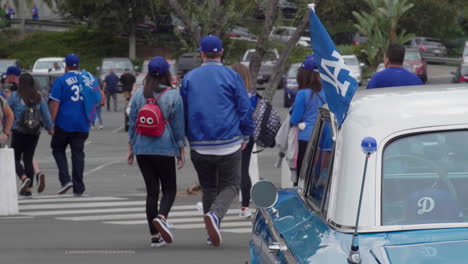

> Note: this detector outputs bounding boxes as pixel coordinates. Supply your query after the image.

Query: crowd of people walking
[0,36,426,249]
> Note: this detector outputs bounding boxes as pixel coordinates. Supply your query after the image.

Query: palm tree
[377,0,414,44]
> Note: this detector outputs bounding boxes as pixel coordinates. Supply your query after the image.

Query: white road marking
[57,209,242,221]
[222,228,252,233]
[103,216,246,225]
[0,216,34,219]
[20,204,196,214]
[19,196,126,204]
[84,160,123,176]
[18,194,73,199]
[112,125,125,133]
[172,222,252,229]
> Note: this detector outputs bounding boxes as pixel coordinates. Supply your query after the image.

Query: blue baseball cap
[197,35,223,53]
[6,66,21,76]
[148,56,169,77]
[301,57,319,72]
[65,53,80,67]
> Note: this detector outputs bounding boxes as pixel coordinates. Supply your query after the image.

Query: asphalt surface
[0,64,456,264]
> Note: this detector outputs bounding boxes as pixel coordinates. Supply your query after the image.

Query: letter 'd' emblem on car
[417,197,435,215]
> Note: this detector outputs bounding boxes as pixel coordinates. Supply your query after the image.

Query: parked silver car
[342,55,363,85]
[406,37,447,57]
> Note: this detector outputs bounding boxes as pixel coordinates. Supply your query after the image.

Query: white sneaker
[196,201,204,215]
[99,125,103,130]
[239,207,253,218]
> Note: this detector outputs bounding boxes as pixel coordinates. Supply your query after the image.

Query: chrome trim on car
[258,208,299,263]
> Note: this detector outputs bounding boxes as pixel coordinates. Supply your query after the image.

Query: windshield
[405,50,421,61]
[34,61,65,71]
[287,64,300,78]
[422,39,443,47]
[0,60,16,72]
[382,131,468,226]
[461,66,468,76]
[343,57,359,66]
[245,51,278,62]
[103,60,133,71]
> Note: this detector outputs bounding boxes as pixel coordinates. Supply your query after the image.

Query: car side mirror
[251,180,278,208]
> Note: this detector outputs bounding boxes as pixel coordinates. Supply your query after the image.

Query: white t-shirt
[194,144,241,156]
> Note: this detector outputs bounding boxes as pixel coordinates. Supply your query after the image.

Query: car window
[422,39,443,47]
[103,60,133,70]
[461,66,468,76]
[463,48,468,57]
[306,120,334,210]
[382,131,468,226]
[245,51,278,62]
[405,50,421,60]
[343,57,358,66]
[34,61,65,70]
[287,64,300,78]
[0,60,16,73]
[414,39,422,45]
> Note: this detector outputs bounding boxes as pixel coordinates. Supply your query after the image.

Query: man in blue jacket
[49,54,101,196]
[104,69,119,112]
[180,35,254,247]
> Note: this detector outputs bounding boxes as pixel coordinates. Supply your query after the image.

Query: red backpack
[136,88,170,137]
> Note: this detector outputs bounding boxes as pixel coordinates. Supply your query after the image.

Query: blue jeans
[94,105,103,126]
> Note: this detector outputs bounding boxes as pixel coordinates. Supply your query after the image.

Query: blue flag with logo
[309,7,358,127]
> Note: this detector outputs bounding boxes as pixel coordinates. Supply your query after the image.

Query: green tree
[353,0,414,68]
[56,0,151,59]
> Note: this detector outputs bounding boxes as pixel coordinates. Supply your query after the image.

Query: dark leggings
[241,138,254,207]
[136,155,177,235]
[11,131,40,187]
[295,140,309,186]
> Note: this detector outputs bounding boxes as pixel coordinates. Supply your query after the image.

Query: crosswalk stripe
[56,209,241,221]
[172,222,252,229]
[23,207,145,216]
[222,228,252,233]
[21,204,197,214]
[19,201,145,210]
[19,197,127,204]
[19,194,74,199]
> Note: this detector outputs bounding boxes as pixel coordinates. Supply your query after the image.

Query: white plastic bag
[0,147,19,215]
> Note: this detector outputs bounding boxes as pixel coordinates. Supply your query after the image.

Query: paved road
[0,64,456,264]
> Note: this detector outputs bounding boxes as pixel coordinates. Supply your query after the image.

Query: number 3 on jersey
[70,85,83,101]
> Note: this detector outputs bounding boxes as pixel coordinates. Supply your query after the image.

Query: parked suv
[32,57,65,74]
[241,49,282,89]
[177,52,201,80]
[406,37,447,57]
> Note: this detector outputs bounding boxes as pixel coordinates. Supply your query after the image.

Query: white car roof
[329,84,468,231]
[35,57,65,62]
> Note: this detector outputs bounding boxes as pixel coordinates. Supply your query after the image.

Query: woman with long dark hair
[7,73,53,196]
[230,63,258,218]
[127,56,185,247]
[290,57,325,186]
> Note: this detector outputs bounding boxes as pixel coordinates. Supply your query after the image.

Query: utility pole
[128,0,136,60]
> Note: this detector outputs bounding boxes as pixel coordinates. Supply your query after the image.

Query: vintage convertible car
[250,84,468,263]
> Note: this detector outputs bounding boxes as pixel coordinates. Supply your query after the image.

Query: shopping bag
[0,147,19,215]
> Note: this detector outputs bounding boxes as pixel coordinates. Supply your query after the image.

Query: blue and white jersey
[32,7,39,20]
[50,71,89,132]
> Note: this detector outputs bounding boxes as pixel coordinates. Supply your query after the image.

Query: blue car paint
[250,189,468,263]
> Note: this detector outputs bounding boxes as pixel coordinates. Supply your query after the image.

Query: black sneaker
[150,236,166,248]
[153,216,174,243]
[19,191,32,198]
[19,178,31,193]
[58,182,73,195]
